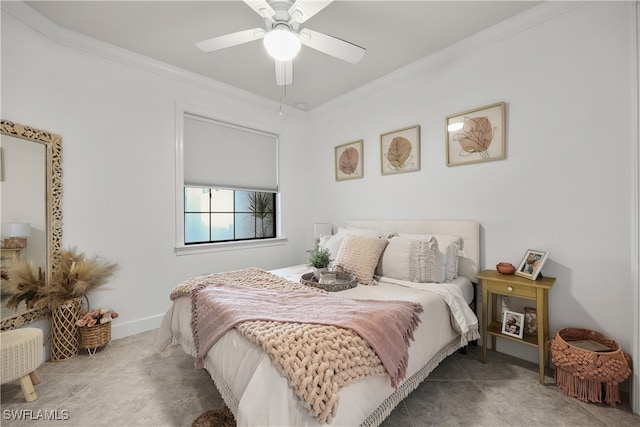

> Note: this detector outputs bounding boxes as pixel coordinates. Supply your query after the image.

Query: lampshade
[313,223,332,240]
[263,28,301,61]
[2,222,31,237]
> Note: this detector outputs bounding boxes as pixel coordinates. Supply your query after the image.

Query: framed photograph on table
[515,249,548,280]
[446,101,505,166]
[335,139,363,181]
[502,310,525,339]
[380,125,420,175]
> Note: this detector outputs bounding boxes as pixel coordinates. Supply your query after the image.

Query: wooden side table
[1,248,22,260]
[1,248,22,280]
[476,269,556,384]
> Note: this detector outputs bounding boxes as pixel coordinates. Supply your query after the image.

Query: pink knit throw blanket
[190,281,423,388]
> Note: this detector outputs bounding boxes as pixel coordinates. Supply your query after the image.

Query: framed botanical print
[380,125,420,175]
[446,101,505,166]
[335,139,363,181]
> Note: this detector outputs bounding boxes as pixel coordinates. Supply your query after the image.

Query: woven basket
[50,298,82,361]
[549,327,632,405]
[300,271,357,292]
[79,321,111,351]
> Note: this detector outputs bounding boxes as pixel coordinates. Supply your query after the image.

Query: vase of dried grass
[50,298,81,361]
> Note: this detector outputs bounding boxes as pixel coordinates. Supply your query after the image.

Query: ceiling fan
[196,0,366,86]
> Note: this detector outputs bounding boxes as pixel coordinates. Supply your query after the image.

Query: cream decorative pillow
[334,234,388,286]
[378,237,444,283]
[398,233,462,281]
[320,227,390,259]
[409,239,444,283]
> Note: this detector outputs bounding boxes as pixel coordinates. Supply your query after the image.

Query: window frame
[184,186,277,245]
[175,104,286,255]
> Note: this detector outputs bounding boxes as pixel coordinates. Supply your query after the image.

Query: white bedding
[156,265,479,426]
[272,264,475,305]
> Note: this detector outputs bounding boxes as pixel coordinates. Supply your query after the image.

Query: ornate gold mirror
[1,120,62,330]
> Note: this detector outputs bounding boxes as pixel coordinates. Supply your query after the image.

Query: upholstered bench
[1,328,43,402]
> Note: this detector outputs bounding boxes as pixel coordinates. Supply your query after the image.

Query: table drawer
[486,280,536,298]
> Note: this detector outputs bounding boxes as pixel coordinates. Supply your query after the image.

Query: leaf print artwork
[385,137,414,171]
[335,140,363,181]
[452,116,496,160]
[445,102,505,166]
[380,125,420,175]
[339,147,359,175]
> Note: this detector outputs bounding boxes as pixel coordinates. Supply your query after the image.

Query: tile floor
[1,329,638,426]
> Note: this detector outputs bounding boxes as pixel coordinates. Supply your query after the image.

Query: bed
[156,219,481,426]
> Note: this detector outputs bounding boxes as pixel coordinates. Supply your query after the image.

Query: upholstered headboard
[346,219,480,283]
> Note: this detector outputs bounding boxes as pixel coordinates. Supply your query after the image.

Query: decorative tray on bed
[300,271,357,292]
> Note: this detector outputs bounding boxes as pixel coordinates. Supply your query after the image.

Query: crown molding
[0,0,593,120]
[0,0,306,119]
[309,1,588,119]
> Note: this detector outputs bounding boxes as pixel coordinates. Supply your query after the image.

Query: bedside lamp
[313,223,332,247]
[2,222,31,249]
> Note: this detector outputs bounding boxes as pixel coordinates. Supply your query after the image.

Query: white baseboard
[111,313,165,340]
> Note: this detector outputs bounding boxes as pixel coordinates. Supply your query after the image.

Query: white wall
[1,8,314,339]
[307,1,635,363]
[2,0,638,408]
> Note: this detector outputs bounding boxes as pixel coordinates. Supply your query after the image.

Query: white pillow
[397,233,462,281]
[318,234,344,260]
[341,226,390,238]
[434,234,462,280]
[377,237,444,283]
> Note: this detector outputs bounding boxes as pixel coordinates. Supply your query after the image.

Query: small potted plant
[307,247,331,279]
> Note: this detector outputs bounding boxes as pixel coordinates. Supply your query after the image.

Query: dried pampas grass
[34,247,118,311]
[3,259,45,309]
[4,247,118,312]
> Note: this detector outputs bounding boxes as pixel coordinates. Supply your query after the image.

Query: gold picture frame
[335,139,363,181]
[380,125,420,175]
[446,101,505,166]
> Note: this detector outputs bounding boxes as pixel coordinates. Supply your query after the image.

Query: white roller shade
[184,114,278,191]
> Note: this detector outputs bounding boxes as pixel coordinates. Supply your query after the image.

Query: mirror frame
[1,119,62,330]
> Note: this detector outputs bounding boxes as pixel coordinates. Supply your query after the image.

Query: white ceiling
[24,1,541,110]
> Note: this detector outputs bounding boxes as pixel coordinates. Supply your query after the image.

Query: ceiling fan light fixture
[263,27,301,61]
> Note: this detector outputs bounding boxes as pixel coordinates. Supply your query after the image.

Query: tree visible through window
[184,187,276,244]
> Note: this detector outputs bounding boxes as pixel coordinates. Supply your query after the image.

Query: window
[184,187,276,244]
[178,111,279,247]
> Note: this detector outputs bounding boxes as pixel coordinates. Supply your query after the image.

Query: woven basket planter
[79,321,111,355]
[50,298,82,361]
[549,328,631,405]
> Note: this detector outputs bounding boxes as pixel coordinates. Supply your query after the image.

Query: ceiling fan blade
[243,0,275,20]
[196,28,265,53]
[288,0,333,24]
[275,60,293,86]
[299,28,365,64]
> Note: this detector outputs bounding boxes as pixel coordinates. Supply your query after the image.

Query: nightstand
[1,248,22,287]
[476,269,556,384]
[1,248,21,273]
[1,248,22,260]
